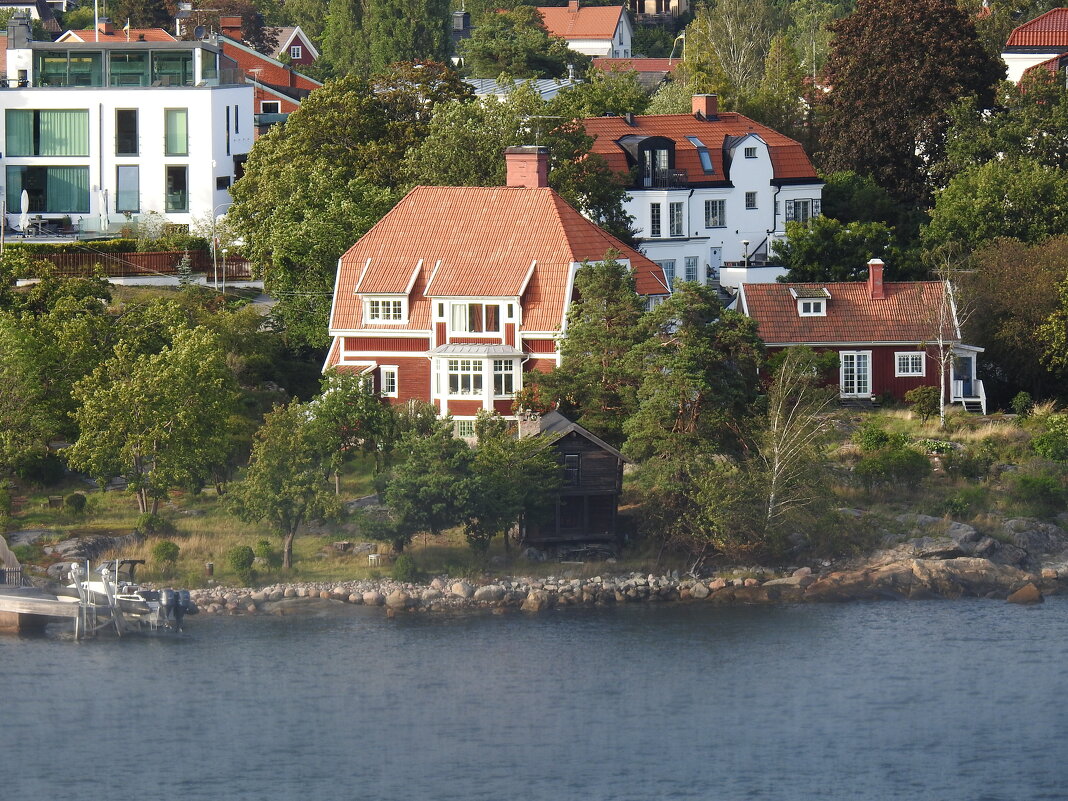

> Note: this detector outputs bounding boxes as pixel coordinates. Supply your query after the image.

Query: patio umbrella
[19,189,29,234]
[98,189,109,234]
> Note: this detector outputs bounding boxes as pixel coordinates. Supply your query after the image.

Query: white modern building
[584,94,823,290]
[0,14,253,233]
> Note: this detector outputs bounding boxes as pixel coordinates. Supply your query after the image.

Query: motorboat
[63,559,198,636]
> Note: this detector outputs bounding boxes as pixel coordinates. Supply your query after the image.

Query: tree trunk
[283,530,295,569]
[136,487,148,515]
[334,471,340,496]
[150,495,160,516]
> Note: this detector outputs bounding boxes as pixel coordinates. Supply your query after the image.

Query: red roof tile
[537,4,624,40]
[1006,9,1068,48]
[583,111,818,183]
[330,186,667,335]
[592,57,680,73]
[61,28,177,42]
[1023,51,1068,77]
[740,281,959,345]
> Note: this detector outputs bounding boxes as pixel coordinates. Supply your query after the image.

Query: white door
[840,351,871,397]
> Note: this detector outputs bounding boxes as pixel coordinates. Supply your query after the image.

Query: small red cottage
[325,147,670,435]
[738,260,986,412]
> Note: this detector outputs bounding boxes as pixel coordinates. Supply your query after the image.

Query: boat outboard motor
[178,589,197,616]
[159,588,178,626]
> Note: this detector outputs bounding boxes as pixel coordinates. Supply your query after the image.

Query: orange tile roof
[61,28,177,42]
[740,281,958,345]
[1023,51,1068,78]
[592,57,680,73]
[537,4,624,40]
[1006,9,1068,48]
[330,185,666,335]
[583,111,819,183]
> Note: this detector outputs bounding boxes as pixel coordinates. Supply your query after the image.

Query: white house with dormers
[0,13,252,233]
[583,94,824,290]
[537,1,632,58]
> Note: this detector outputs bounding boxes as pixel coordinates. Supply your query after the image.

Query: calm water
[3,599,1067,800]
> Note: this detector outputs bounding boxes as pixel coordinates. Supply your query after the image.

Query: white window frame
[744,146,757,158]
[655,259,675,290]
[455,419,476,438]
[449,301,503,334]
[380,365,398,397]
[840,350,872,398]
[290,45,303,60]
[260,100,281,114]
[785,198,821,224]
[704,198,725,228]
[364,297,406,324]
[649,202,662,237]
[895,351,926,377]
[798,299,825,316]
[684,255,699,283]
[493,359,516,397]
[668,201,684,237]
[447,358,484,397]
[745,192,757,210]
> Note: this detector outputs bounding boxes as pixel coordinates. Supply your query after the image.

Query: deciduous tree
[459,6,585,79]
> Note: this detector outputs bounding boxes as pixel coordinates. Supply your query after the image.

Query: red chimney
[505,146,549,189]
[98,17,114,34]
[867,258,885,300]
[568,0,579,10]
[692,94,718,118]
[219,16,243,39]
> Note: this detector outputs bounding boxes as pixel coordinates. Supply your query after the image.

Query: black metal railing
[0,567,27,587]
[641,168,688,188]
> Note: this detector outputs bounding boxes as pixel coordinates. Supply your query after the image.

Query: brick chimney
[692,94,718,119]
[867,258,885,300]
[219,16,243,38]
[505,146,549,189]
[568,0,580,10]
[98,17,114,35]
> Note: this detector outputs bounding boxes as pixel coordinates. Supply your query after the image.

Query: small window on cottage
[744,146,757,158]
[799,299,825,316]
[381,366,398,397]
[290,45,303,60]
[563,454,580,486]
[367,299,404,321]
[895,352,925,377]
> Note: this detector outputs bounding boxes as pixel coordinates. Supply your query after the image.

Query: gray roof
[428,343,524,357]
[536,410,628,462]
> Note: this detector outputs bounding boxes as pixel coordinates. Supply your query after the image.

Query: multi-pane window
[6,109,89,156]
[704,199,725,228]
[686,136,714,173]
[448,359,483,395]
[6,165,89,213]
[116,165,139,213]
[164,108,188,156]
[109,51,148,86]
[165,165,188,212]
[669,201,684,237]
[563,454,580,486]
[685,256,699,283]
[649,202,662,237]
[785,198,821,224]
[745,191,757,209]
[290,45,303,60]
[896,352,925,377]
[367,299,403,321]
[744,146,757,158]
[656,259,676,290]
[380,366,398,397]
[152,51,193,86]
[799,299,824,316]
[115,109,137,155]
[261,101,281,114]
[455,420,476,438]
[493,359,515,396]
[450,303,501,332]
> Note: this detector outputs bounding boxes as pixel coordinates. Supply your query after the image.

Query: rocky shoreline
[188,512,1068,615]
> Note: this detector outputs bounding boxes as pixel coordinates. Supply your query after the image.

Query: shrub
[15,453,65,486]
[64,492,87,515]
[11,544,37,563]
[855,447,931,490]
[226,545,257,586]
[0,488,12,517]
[852,422,909,453]
[254,539,281,569]
[1006,470,1066,518]
[943,486,988,517]
[904,385,940,424]
[391,553,420,582]
[135,512,175,536]
[1011,391,1034,417]
[1031,415,1068,462]
[152,540,180,566]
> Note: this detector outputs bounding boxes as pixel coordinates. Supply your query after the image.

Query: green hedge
[4,236,211,256]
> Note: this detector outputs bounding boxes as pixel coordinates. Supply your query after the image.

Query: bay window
[448,359,483,396]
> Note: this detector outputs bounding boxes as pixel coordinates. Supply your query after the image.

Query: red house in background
[738,260,987,412]
[325,146,669,435]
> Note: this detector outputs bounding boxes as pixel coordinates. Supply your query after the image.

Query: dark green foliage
[11,544,37,563]
[1012,392,1034,418]
[855,446,931,490]
[942,444,995,482]
[774,217,922,282]
[851,422,908,453]
[0,487,11,517]
[254,539,282,569]
[152,540,180,567]
[819,0,1003,205]
[64,492,87,515]
[459,6,587,79]
[391,553,421,582]
[632,25,677,58]
[1032,416,1068,462]
[14,453,65,486]
[226,545,257,585]
[1007,469,1066,518]
[943,485,989,517]
[904,386,940,424]
[136,513,175,536]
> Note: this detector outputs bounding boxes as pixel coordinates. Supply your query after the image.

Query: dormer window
[790,287,830,317]
[744,146,757,158]
[364,297,406,323]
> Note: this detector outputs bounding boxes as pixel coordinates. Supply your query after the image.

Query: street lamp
[741,240,749,269]
[221,248,228,295]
